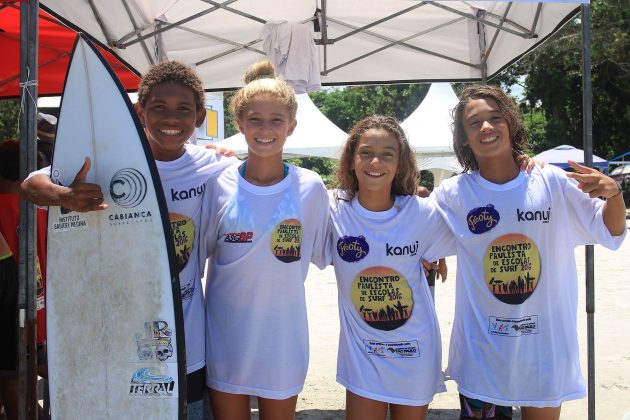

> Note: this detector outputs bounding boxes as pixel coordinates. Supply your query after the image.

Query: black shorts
[0,255,18,372]
[187,368,205,403]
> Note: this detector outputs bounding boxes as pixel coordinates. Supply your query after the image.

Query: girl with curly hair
[329,115,456,420]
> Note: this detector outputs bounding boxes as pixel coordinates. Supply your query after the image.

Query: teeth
[160,129,182,135]
[481,136,498,144]
[366,171,385,177]
[256,138,274,143]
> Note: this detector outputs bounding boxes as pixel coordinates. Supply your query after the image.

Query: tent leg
[18,0,40,419]
[581,4,595,420]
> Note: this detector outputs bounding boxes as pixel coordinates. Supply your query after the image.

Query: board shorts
[0,254,18,373]
[459,393,513,419]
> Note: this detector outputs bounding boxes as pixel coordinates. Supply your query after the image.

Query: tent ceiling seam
[120,0,155,66]
[429,2,534,39]
[116,0,240,49]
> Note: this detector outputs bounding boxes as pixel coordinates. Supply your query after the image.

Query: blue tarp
[533,145,609,174]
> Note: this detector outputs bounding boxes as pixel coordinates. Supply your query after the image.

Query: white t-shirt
[432,165,626,407]
[30,146,237,374]
[156,144,237,374]
[201,164,330,399]
[329,191,456,405]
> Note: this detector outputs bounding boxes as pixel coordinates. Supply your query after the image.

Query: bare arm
[20,157,107,212]
[566,160,626,236]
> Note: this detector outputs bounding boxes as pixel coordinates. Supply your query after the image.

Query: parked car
[609,164,630,206]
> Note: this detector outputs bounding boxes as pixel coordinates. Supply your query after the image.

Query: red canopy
[0,3,140,98]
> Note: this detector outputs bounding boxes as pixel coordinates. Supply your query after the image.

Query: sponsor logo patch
[516,207,551,224]
[364,339,420,358]
[129,367,175,397]
[385,241,418,257]
[135,321,173,362]
[488,315,539,337]
[467,204,500,234]
[337,235,369,262]
[224,231,254,243]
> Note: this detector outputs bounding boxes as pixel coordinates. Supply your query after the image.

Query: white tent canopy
[401,82,462,184]
[40,1,583,90]
[533,144,608,173]
[216,93,347,159]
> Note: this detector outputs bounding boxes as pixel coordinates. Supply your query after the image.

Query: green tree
[498,0,630,158]
[0,100,20,141]
[309,84,430,132]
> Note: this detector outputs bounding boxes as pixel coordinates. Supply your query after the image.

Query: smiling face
[352,128,400,198]
[137,82,205,161]
[237,94,296,160]
[462,97,513,165]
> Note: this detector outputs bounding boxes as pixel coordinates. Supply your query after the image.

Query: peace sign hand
[565,160,621,199]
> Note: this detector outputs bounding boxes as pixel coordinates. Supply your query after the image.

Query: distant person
[201,60,329,420]
[20,61,237,419]
[36,112,57,168]
[328,115,456,420]
[432,85,626,420]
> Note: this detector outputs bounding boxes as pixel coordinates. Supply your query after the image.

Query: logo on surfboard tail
[135,321,173,362]
[129,368,175,397]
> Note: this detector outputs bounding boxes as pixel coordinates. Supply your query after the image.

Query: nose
[480,120,493,131]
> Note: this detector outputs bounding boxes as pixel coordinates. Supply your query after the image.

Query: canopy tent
[0,2,139,98]
[533,144,608,174]
[216,93,347,159]
[401,82,462,185]
[16,2,601,418]
[37,1,581,90]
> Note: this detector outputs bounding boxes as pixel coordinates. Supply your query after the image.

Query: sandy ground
[289,218,630,420]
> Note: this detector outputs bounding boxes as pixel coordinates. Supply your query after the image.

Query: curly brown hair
[335,115,418,199]
[451,85,530,172]
[230,61,297,121]
[137,61,205,110]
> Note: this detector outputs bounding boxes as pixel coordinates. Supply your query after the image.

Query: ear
[134,103,146,126]
[286,119,297,137]
[195,107,206,128]
[236,118,245,134]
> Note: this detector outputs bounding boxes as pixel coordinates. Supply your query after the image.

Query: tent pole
[18,0,40,419]
[477,10,488,83]
[580,4,595,420]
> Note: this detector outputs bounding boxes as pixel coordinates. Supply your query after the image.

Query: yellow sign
[206,109,218,138]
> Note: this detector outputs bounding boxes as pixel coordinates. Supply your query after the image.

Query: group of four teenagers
[20,59,626,420]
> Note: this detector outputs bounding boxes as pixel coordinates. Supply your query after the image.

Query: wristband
[609,188,622,199]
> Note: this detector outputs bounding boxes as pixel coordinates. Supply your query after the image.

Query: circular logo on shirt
[467,204,500,234]
[170,213,195,273]
[270,219,302,263]
[483,233,541,304]
[351,266,413,331]
[337,235,369,262]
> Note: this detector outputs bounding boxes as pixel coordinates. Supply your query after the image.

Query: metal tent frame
[18,1,597,419]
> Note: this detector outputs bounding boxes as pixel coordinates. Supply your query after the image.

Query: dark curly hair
[230,60,297,121]
[451,85,530,172]
[137,61,205,110]
[335,115,418,200]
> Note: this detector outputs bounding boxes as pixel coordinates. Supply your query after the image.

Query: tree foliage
[498,0,630,158]
[0,100,20,141]
[309,84,430,132]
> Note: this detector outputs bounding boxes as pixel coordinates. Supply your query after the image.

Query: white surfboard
[46,35,185,419]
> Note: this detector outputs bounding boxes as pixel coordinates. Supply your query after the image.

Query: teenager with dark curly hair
[20,61,237,419]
